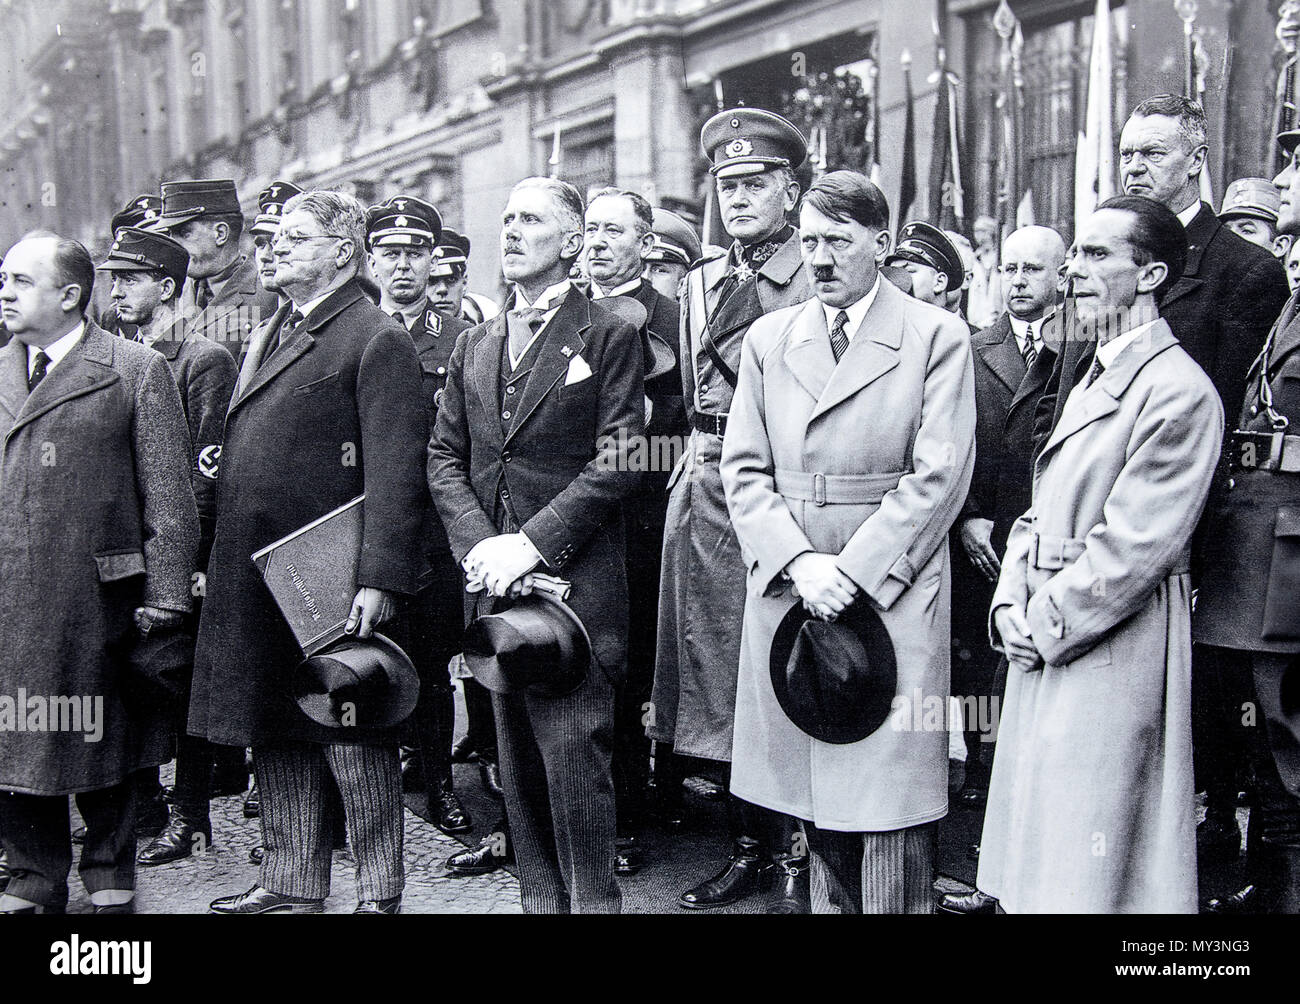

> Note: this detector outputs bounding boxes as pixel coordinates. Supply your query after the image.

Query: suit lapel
[231,301,289,406]
[0,337,30,429]
[7,324,119,441]
[977,315,1024,394]
[782,300,836,403]
[807,280,903,424]
[505,290,590,444]
[1158,203,1213,311]
[472,311,507,429]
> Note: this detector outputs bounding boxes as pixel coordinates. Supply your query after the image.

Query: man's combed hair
[282,190,367,272]
[588,187,656,237]
[804,170,890,233]
[20,229,95,315]
[1098,194,1187,295]
[512,177,585,258]
[1130,94,1208,151]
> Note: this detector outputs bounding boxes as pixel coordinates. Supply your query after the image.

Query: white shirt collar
[514,279,571,313]
[28,320,85,378]
[383,297,426,326]
[1095,317,1161,370]
[821,275,881,345]
[1176,200,1201,230]
[1007,313,1044,351]
[591,276,642,299]
[292,289,334,319]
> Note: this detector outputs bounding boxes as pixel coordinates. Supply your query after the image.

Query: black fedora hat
[463,590,591,698]
[289,631,420,730]
[769,599,897,745]
[596,294,673,380]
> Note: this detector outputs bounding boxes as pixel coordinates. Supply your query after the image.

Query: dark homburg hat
[647,208,703,268]
[96,227,190,286]
[251,180,304,236]
[366,195,442,249]
[462,589,592,698]
[887,221,965,295]
[769,599,898,745]
[701,107,808,179]
[288,632,420,730]
[111,194,162,236]
[154,179,243,229]
[430,228,471,278]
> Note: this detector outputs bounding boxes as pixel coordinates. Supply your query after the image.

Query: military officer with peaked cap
[95,228,241,869]
[154,179,278,363]
[365,195,474,837]
[886,221,967,312]
[1194,127,1300,915]
[644,207,704,301]
[249,181,302,306]
[97,194,167,340]
[1220,177,1282,251]
[652,107,815,913]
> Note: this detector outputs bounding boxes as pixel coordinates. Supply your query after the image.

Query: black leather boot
[432,782,472,835]
[677,837,774,909]
[766,854,810,914]
[137,810,212,866]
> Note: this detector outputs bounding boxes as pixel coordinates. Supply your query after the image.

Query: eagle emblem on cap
[727,138,753,157]
[136,198,151,209]
[393,199,408,211]
[269,185,281,198]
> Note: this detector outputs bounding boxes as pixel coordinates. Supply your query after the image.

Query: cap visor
[712,160,777,178]
[95,260,151,272]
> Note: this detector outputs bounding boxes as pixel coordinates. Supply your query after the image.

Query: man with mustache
[652,108,815,912]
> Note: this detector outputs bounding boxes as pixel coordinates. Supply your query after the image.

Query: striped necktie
[829,310,850,364]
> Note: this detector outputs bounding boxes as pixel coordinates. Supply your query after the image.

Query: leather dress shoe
[1198,816,1242,863]
[243,785,261,818]
[0,902,66,915]
[614,837,644,876]
[138,813,211,866]
[248,845,265,866]
[678,837,774,909]
[446,838,510,876]
[93,900,135,915]
[1205,884,1257,915]
[209,885,324,915]
[451,737,479,763]
[689,776,725,801]
[433,786,472,835]
[136,794,170,838]
[967,842,981,862]
[161,784,175,804]
[354,896,401,914]
[940,889,999,915]
[766,855,810,914]
[480,760,505,801]
[211,765,250,799]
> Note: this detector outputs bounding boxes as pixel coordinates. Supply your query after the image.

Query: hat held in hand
[769,597,897,745]
[289,631,420,729]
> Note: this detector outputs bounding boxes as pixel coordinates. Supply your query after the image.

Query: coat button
[503,450,511,463]
[1227,478,1236,489]
[506,386,516,395]
[700,384,709,395]
[1251,405,1258,416]
[502,410,511,419]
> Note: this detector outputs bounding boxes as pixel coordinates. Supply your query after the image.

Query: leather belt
[773,469,905,506]
[1228,430,1300,473]
[1028,532,1085,570]
[691,412,729,437]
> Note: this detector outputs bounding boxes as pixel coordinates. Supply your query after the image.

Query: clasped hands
[463,533,543,598]
[993,605,1042,672]
[784,552,860,621]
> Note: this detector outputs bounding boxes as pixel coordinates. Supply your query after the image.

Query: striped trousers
[254,741,404,901]
[492,667,621,914]
[805,821,935,914]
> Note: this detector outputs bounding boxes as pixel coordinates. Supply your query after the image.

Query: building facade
[0,0,1292,291]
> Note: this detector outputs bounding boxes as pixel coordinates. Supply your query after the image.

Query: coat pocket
[292,370,341,396]
[1262,506,1300,640]
[95,550,146,582]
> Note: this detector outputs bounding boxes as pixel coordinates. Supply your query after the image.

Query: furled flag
[1074,0,1114,227]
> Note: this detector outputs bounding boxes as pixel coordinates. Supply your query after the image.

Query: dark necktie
[1085,354,1105,387]
[1021,331,1038,372]
[195,278,213,311]
[829,310,850,364]
[506,307,545,363]
[261,310,303,368]
[28,350,49,394]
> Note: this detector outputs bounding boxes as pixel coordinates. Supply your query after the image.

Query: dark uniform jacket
[1034,203,1289,451]
[427,288,646,680]
[189,278,428,747]
[187,253,281,362]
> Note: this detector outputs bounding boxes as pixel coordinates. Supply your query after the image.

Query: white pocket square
[564,354,593,385]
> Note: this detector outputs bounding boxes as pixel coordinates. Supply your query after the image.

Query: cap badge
[730,117,740,129]
[395,215,408,227]
[727,138,753,157]
[393,199,408,211]
[269,185,281,198]
[560,345,573,358]
[136,198,151,209]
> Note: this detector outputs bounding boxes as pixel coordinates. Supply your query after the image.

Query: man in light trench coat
[721,171,976,913]
[978,195,1223,914]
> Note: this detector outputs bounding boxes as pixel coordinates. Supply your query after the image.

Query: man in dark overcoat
[0,232,198,914]
[428,176,645,913]
[192,190,427,915]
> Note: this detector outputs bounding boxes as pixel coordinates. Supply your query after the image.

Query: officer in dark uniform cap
[96,227,241,868]
[364,195,473,837]
[1219,178,1282,251]
[1194,127,1300,915]
[428,227,476,324]
[653,107,814,913]
[250,180,303,300]
[154,179,278,364]
[887,221,967,312]
[644,207,703,301]
[98,195,167,340]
